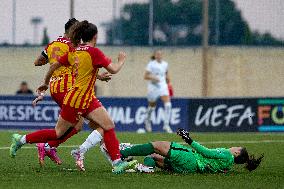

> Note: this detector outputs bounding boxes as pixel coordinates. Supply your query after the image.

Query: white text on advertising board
[195,104,255,127]
[107,106,181,125]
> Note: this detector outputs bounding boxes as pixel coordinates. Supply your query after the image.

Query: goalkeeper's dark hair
[234,147,264,172]
[65,18,78,34]
[69,20,98,47]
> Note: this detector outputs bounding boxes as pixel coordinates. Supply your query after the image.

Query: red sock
[103,128,121,161]
[47,128,78,148]
[26,129,57,144]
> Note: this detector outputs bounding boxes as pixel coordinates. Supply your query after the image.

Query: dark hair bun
[65,18,78,33]
[245,154,264,171]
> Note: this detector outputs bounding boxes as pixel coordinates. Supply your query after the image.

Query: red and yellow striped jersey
[58,45,111,109]
[45,36,74,94]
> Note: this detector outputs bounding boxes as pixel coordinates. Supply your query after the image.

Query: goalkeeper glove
[177,128,193,145]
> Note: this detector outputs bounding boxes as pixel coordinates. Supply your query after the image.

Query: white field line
[1,140,284,150]
[0,145,78,150]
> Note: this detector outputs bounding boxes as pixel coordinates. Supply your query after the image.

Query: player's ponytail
[234,147,264,172]
[65,18,78,34]
[69,20,98,47]
[245,154,264,171]
[150,50,157,60]
[69,20,89,47]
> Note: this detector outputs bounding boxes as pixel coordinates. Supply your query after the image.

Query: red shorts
[60,97,102,124]
[51,92,67,108]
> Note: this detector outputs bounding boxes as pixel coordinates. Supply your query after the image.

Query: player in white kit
[144,50,173,133]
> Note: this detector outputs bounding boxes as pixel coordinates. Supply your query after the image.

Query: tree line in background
[0,0,283,47]
[0,27,50,47]
[106,0,284,46]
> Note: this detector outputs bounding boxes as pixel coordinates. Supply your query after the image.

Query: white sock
[79,130,102,154]
[145,106,155,123]
[164,102,172,126]
[100,143,112,164]
[20,135,26,144]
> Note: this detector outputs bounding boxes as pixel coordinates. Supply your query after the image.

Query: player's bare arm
[37,62,62,93]
[32,93,45,107]
[166,71,170,84]
[106,52,126,74]
[33,62,62,106]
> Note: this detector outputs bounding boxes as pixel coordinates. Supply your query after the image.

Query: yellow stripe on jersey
[82,70,98,109]
[46,37,74,94]
[63,50,99,109]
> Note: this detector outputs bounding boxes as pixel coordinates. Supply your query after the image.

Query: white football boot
[135,163,154,173]
[71,149,85,171]
[100,142,134,163]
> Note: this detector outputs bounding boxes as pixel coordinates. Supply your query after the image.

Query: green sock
[121,143,154,158]
[144,156,156,168]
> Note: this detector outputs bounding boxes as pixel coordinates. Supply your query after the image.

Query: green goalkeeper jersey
[191,141,234,173]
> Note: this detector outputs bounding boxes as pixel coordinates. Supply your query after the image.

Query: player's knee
[151,141,163,151]
[151,142,158,149]
[148,101,156,107]
[103,120,115,130]
[55,128,64,138]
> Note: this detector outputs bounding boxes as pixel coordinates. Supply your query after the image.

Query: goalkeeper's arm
[176,128,193,145]
[177,128,229,159]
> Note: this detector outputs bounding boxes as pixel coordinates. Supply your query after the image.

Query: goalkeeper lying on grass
[112,128,263,174]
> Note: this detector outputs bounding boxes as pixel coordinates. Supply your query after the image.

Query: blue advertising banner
[100,97,189,132]
[188,98,258,132]
[0,96,283,132]
[188,98,284,132]
[0,96,60,129]
[257,98,284,132]
[0,96,189,132]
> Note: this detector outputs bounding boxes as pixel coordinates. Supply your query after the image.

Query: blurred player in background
[119,128,264,174]
[144,50,173,133]
[10,20,136,174]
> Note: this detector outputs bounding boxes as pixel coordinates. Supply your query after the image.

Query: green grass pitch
[0,131,283,189]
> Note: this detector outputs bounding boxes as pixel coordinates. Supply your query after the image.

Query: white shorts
[147,85,169,102]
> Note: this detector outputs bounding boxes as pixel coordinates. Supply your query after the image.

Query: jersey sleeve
[91,48,111,68]
[191,141,232,159]
[58,53,71,67]
[165,62,169,72]
[146,62,152,72]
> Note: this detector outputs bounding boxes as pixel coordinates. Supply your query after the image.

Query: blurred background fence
[0,0,284,132]
[1,46,283,97]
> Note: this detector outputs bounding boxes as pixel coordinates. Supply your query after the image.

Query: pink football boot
[46,148,62,165]
[36,143,46,166]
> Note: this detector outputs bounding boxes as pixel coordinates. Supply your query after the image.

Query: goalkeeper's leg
[120,141,171,158]
[144,153,165,168]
